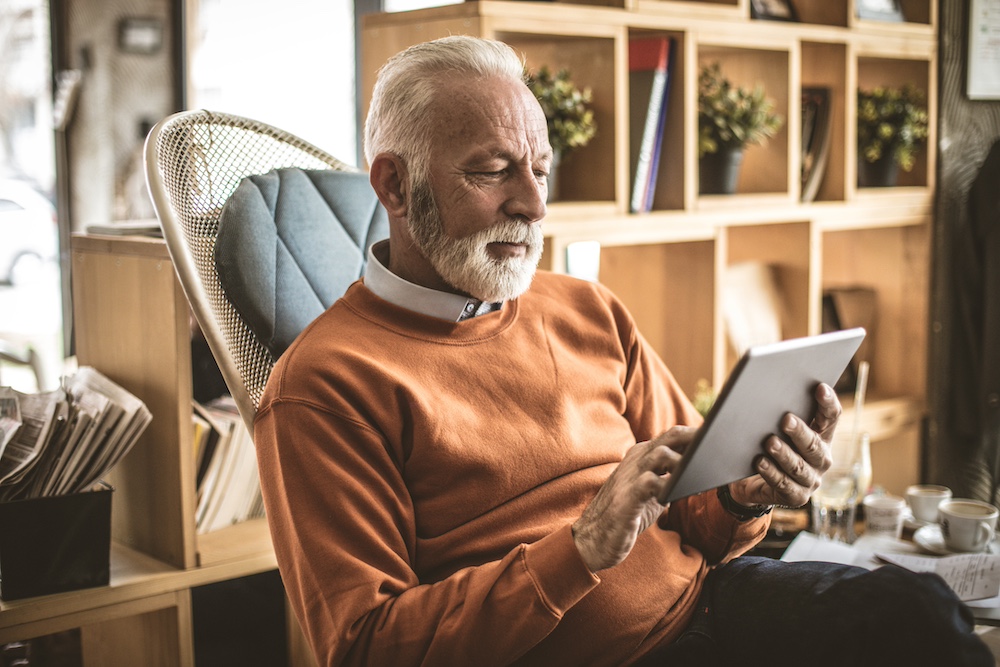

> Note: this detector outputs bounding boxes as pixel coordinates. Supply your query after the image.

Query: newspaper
[0,368,151,500]
[0,388,62,486]
[59,367,151,494]
[0,388,22,459]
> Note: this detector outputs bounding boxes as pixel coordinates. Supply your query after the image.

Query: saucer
[903,514,933,531]
[913,524,999,556]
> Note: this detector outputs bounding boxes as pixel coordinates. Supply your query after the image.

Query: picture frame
[855,0,905,23]
[967,0,1000,100]
[750,0,799,22]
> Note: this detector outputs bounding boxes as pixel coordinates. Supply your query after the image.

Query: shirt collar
[364,240,502,322]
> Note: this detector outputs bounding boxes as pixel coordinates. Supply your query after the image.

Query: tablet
[657,327,866,504]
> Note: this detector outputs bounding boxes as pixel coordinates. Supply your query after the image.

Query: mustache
[482,219,542,245]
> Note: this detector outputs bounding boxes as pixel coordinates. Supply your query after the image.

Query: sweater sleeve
[254,398,600,667]
[617,310,769,563]
[661,491,770,564]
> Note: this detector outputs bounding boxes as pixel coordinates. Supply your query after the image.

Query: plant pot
[699,147,744,195]
[858,154,899,188]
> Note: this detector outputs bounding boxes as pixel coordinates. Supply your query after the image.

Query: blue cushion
[215,168,388,359]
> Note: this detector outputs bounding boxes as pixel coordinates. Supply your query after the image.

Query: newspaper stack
[0,367,152,500]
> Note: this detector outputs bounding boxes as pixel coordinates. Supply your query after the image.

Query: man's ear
[369,153,409,219]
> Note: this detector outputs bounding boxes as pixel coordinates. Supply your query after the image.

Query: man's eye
[470,170,505,179]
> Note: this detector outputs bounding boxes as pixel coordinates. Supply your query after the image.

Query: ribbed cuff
[520,525,601,617]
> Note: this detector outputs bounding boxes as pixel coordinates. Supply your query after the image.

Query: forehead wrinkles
[430,77,548,151]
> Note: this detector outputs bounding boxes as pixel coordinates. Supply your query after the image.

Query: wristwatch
[717,485,773,521]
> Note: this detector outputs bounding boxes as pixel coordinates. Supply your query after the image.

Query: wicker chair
[144,109,377,436]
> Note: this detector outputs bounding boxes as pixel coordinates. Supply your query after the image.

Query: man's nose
[503,167,547,223]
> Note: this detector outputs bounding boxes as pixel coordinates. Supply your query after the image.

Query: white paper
[781,532,1000,603]
[875,552,1000,602]
[780,531,883,569]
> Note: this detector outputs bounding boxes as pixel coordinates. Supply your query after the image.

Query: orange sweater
[255,271,768,667]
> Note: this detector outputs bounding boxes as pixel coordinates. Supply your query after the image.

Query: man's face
[405,74,551,303]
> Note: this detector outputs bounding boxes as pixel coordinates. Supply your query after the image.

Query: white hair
[363,35,527,181]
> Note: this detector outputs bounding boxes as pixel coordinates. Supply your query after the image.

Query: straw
[851,361,870,448]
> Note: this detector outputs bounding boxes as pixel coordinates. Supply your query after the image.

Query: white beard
[407,179,542,303]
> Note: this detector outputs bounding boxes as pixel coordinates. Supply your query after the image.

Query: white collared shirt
[363,240,502,322]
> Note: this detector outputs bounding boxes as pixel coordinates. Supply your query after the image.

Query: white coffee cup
[863,494,906,538]
[939,499,999,552]
[905,484,952,523]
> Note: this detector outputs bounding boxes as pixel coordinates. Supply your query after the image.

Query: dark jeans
[638,557,993,667]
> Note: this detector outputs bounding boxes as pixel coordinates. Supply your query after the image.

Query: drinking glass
[811,431,868,543]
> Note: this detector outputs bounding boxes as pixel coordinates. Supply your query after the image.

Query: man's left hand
[728,383,840,509]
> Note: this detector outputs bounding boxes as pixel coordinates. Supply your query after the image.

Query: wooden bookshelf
[363,0,936,496]
[0,235,304,665]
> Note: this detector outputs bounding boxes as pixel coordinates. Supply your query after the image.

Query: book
[629,37,675,214]
[801,87,833,202]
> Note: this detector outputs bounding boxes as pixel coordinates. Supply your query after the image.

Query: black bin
[0,484,112,600]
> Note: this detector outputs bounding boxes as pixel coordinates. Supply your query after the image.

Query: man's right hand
[571,427,694,572]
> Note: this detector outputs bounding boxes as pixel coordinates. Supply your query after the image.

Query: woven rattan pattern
[151,110,355,417]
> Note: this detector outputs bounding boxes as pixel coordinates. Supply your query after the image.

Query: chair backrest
[144,109,376,436]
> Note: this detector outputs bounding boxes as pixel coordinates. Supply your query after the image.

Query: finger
[642,441,686,477]
[639,469,671,500]
[754,454,811,506]
[780,413,831,472]
[763,433,822,491]
[810,383,841,442]
[650,426,697,454]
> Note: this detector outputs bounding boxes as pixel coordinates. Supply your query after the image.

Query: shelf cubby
[503,30,620,205]
[850,0,936,30]
[718,221,813,378]
[627,28,688,213]
[820,223,930,400]
[599,239,717,396]
[854,54,934,191]
[694,42,793,199]
[801,41,848,203]
[793,3,850,28]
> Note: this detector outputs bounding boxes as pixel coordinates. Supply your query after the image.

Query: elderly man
[254,35,990,667]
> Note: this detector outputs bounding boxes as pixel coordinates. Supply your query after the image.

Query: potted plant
[526,66,597,200]
[697,62,784,195]
[856,84,929,187]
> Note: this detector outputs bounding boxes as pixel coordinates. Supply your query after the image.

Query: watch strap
[717,485,773,521]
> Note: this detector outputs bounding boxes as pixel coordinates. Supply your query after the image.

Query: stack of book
[0,367,152,500]
[192,397,263,534]
[629,36,677,213]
